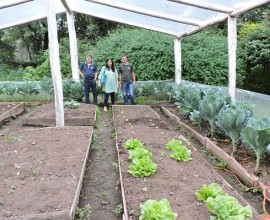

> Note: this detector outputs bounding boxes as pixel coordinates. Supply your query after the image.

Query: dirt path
[77,109,122,220]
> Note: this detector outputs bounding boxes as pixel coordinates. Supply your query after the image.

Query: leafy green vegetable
[124,138,144,149]
[199,94,226,139]
[206,194,252,220]
[241,115,270,173]
[166,139,192,162]
[216,104,252,156]
[139,199,177,220]
[196,183,223,201]
[128,157,157,178]
[64,100,80,109]
[129,147,152,163]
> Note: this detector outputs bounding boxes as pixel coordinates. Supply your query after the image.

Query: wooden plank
[0,102,25,124]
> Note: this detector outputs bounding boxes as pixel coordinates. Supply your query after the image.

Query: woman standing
[99,58,118,112]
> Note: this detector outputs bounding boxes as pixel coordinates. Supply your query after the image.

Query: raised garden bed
[0,126,92,219]
[159,105,270,190]
[0,102,25,125]
[112,105,260,220]
[23,103,96,127]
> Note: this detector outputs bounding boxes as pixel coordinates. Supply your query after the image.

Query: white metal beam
[60,0,72,14]
[178,14,228,38]
[230,0,270,17]
[85,0,201,26]
[0,0,33,10]
[167,0,233,13]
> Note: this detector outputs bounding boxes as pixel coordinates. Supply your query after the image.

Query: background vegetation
[0,6,270,94]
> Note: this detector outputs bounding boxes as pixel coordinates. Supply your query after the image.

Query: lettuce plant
[196,183,223,201]
[129,147,152,163]
[241,116,270,173]
[124,138,144,150]
[196,183,252,220]
[206,194,252,220]
[166,139,192,161]
[139,199,177,220]
[128,157,157,178]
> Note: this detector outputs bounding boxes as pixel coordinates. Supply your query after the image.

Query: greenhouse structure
[0,0,270,126]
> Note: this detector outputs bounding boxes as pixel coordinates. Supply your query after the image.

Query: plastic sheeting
[1,0,270,37]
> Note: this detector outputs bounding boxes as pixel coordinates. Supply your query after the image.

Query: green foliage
[196,183,223,201]
[139,199,177,220]
[206,194,252,220]
[128,157,157,178]
[124,138,144,150]
[238,22,264,39]
[91,27,174,80]
[64,100,80,109]
[199,93,226,138]
[174,85,202,116]
[216,103,253,156]
[196,183,253,220]
[240,22,270,94]
[128,148,152,163]
[166,139,192,162]
[75,204,92,220]
[0,64,24,81]
[182,30,246,88]
[240,115,270,173]
[40,76,54,102]
[62,79,84,101]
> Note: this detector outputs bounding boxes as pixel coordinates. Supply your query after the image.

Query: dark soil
[77,109,122,220]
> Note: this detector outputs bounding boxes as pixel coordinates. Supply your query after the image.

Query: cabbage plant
[199,94,225,138]
[241,116,270,173]
[216,105,252,156]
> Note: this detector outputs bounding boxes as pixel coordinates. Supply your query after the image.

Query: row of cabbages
[173,85,270,174]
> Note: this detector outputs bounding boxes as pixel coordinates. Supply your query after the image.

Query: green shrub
[91,27,174,80]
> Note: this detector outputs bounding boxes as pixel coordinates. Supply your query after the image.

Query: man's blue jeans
[121,82,135,105]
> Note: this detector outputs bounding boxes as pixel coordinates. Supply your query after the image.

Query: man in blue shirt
[79,55,98,104]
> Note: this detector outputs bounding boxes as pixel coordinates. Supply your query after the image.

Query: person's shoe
[104,106,108,112]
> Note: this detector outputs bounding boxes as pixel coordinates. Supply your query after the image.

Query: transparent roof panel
[0,0,269,36]
[0,0,65,30]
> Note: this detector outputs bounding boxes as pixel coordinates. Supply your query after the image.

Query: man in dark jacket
[79,55,98,104]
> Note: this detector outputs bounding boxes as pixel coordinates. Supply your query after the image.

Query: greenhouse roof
[0,0,270,37]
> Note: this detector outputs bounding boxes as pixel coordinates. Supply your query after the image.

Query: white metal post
[228,16,237,100]
[47,0,65,126]
[174,38,182,85]
[67,11,80,81]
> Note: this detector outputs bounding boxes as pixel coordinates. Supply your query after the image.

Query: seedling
[113,204,123,217]
[75,204,92,220]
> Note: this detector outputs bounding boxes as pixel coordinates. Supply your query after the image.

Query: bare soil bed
[23,103,96,126]
[0,125,92,219]
[112,105,260,220]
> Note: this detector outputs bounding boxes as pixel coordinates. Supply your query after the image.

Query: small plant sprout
[75,204,92,220]
[113,204,123,217]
